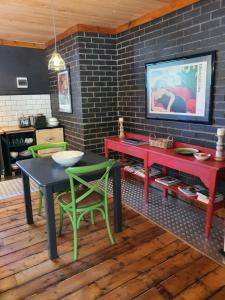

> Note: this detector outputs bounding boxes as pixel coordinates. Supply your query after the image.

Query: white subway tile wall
[0,94,52,126]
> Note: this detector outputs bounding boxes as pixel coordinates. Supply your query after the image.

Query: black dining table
[17,151,122,260]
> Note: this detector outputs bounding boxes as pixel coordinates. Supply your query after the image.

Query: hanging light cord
[50,0,57,51]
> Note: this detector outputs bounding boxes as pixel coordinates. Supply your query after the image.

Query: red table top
[105,135,225,171]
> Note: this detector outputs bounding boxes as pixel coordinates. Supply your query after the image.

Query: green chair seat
[56,159,115,260]
[58,191,103,209]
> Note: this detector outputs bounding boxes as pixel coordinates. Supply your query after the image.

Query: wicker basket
[149,134,174,149]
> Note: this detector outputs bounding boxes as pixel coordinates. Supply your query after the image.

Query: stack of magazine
[178,186,197,197]
[196,189,224,204]
[121,139,147,145]
[124,164,161,178]
[155,176,180,186]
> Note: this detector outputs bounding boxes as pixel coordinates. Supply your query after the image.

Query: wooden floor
[0,194,225,300]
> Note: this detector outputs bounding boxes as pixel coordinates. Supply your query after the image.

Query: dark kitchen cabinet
[0,134,4,178]
[2,130,36,176]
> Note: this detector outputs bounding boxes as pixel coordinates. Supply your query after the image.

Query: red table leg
[205,183,216,239]
[144,172,149,202]
[162,166,168,198]
[120,153,126,179]
[104,141,109,159]
[144,157,149,202]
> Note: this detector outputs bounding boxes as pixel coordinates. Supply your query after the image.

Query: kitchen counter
[0,125,63,135]
[0,126,35,134]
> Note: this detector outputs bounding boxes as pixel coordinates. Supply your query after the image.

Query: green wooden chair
[28,142,68,215]
[56,159,115,260]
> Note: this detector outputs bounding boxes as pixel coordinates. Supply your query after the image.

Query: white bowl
[194,152,211,161]
[48,122,59,127]
[10,151,18,158]
[48,117,58,122]
[52,150,84,167]
[49,121,59,124]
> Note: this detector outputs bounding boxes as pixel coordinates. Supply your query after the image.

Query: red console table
[104,133,225,238]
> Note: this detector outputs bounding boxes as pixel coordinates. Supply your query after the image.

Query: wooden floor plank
[0,213,146,280]
[208,286,225,300]
[0,220,158,298]
[60,240,188,300]
[0,194,223,300]
[0,228,160,299]
[0,209,140,268]
[62,245,201,300]
[160,256,218,297]
[27,233,178,300]
[173,266,225,300]
[134,287,170,300]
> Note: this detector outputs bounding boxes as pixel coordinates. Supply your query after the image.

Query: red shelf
[122,167,225,211]
[153,179,225,211]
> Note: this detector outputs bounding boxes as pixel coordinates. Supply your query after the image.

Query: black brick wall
[47,34,84,150]
[48,0,225,153]
[79,32,118,153]
[47,32,118,153]
[117,0,225,149]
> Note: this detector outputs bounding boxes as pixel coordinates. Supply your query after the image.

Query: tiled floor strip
[0,178,38,199]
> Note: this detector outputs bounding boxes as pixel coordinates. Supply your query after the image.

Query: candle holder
[118,117,124,139]
[214,133,225,161]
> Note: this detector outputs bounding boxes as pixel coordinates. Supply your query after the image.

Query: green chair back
[66,159,115,208]
[28,142,68,158]
[28,141,68,216]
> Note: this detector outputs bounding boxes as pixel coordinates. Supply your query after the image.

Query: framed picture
[58,69,72,113]
[145,51,215,124]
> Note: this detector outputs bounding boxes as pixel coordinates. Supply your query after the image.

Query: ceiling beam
[0,39,45,49]
[116,0,200,34]
[45,24,116,48]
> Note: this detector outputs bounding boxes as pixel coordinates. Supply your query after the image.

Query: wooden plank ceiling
[0,0,200,48]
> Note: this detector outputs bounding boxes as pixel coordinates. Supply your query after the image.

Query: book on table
[178,186,197,197]
[121,139,146,145]
[124,164,161,178]
[155,176,180,186]
[196,189,224,204]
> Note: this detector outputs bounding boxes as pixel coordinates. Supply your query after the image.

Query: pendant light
[48,0,66,71]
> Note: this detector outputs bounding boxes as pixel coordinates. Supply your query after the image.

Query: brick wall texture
[47,33,118,153]
[47,0,225,153]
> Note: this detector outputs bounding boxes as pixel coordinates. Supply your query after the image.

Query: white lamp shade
[48,51,66,71]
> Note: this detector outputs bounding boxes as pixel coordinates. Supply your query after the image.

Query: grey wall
[0,46,49,95]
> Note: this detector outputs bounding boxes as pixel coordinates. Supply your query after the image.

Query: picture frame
[145,51,216,124]
[58,68,72,113]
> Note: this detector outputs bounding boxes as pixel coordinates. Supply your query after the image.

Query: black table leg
[21,171,33,224]
[112,164,122,233]
[43,185,58,260]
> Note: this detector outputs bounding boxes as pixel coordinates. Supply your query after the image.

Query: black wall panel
[0,46,49,95]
